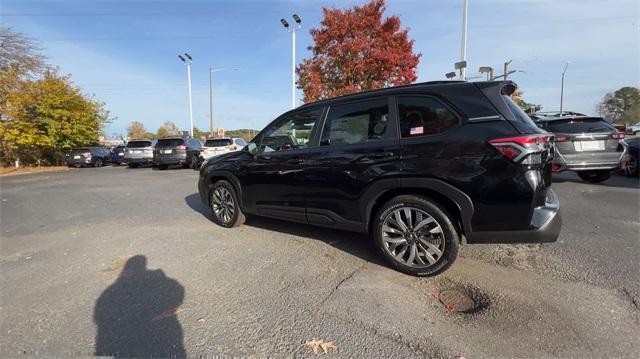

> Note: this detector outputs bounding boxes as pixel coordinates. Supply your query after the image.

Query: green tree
[598,86,640,124]
[193,127,207,140]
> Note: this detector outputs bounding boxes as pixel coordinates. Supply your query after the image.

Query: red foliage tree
[297,0,421,103]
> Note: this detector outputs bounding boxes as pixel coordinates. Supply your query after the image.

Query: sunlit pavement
[1,167,638,357]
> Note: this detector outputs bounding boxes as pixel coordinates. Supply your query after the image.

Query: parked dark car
[621,138,639,177]
[198,81,561,276]
[535,116,626,183]
[153,137,202,170]
[124,139,156,168]
[110,145,126,166]
[66,147,110,168]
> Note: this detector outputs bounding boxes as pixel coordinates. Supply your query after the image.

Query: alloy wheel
[381,206,445,268]
[623,155,638,176]
[212,187,235,224]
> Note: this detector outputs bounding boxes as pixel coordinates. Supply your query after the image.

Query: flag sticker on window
[410,126,424,135]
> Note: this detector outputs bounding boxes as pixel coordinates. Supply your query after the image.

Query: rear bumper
[154,156,187,165]
[553,148,626,171]
[466,189,561,244]
[125,156,154,164]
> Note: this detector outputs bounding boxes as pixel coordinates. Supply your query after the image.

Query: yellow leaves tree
[0,70,110,165]
[127,121,153,139]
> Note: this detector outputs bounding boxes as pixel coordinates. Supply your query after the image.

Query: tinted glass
[127,140,152,148]
[70,148,90,154]
[544,118,615,133]
[398,97,458,137]
[503,95,539,127]
[235,139,247,146]
[260,109,322,152]
[321,99,388,146]
[205,139,233,147]
[156,138,184,147]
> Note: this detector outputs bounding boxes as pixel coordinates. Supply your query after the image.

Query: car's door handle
[256,155,272,161]
[367,151,395,159]
[287,158,304,165]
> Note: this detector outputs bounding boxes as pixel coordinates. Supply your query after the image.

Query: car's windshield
[204,139,233,147]
[127,141,152,148]
[545,118,615,133]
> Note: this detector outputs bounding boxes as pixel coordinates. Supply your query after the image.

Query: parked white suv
[198,137,247,166]
[627,122,640,135]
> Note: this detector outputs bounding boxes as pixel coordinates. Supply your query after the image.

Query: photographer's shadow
[94,255,185,358]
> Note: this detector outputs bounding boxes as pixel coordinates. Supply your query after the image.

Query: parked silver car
[536,116,626,182]
[124,139,156,168]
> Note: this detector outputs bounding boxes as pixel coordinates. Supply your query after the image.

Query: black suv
[198,81,561,276]
[153,137,202,170]
[66,147,111,168]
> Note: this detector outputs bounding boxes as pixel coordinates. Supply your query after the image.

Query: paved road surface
[1,167,638,357]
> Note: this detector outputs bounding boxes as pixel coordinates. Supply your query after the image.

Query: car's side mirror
[246,142,258,154]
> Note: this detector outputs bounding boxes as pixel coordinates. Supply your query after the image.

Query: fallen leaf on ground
[152,306,184,321]
[304,338,336,354]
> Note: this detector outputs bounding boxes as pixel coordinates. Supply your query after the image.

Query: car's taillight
[83,152,92,157]
[610,131,625,140]
[489,134,552,164]
[554,133,570,142]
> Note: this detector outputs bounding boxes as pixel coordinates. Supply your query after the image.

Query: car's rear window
[156,138,184,147]
[205,139,233,147]
[502,95,539,128]
[545,118,615,133]
[127,141,152,148]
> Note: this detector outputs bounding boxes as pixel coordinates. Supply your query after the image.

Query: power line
[39,33,288,42]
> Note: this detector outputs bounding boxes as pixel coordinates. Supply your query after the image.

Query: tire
[128,163,138,169]
[157,164,168,170]
[94,159,103,168]
[622,154,639,177]
[373,195,460,276]
[577,170,611,183]
[191,155,199,170]
[210,180,245,228]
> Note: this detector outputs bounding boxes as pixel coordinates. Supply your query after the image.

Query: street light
[281,14,302,109]
[209,67,238,137]
[560,62,570,115]
[479,66,494,80]
[445,72,457,79]
[178,53,194,137]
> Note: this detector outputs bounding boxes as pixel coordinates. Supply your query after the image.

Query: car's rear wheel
[157,164,168,170]
[94,159,103,168]
[577,170,611,183]
[191,155,199,170]
[210,180,245,228]
[373,195,459,276]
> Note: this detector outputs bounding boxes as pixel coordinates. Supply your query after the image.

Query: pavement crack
[318,265,364,307]
[620,287,640,312]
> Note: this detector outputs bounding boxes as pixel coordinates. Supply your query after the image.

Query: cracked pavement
[1,167,639,357]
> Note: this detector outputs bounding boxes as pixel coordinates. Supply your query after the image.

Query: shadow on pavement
[184,193,385,267]
[94,255,186,358]
[552,172,639,189]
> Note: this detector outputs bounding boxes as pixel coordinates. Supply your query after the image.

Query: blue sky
[2,0,639,136]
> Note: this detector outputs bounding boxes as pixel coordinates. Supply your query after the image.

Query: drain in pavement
[437,289,476,313]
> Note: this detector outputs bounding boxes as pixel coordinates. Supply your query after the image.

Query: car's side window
[320,98,389,146]
[398,96,458,138]
[259,109,322,153]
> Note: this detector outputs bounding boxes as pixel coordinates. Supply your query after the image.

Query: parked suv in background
[66,147,110,168]
[198,81,561,276]
[124,139,157,168]
[627,122,640,135]
[153,137,202,170]
[198,137,247,166]
[110,145,126,166]
[535,116,626,182]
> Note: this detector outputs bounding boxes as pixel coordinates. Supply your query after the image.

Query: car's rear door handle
[353,151,396,163]
[257,155,272,161]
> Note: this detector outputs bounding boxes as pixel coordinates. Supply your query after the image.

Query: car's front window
[258,109,322,153]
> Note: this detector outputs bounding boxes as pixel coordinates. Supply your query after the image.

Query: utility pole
[460,0,468,81]
[208,67,238,138]
[178,53,194,137]
[281,14,302,109]
[503,60,512,80]
[560,62,569,115]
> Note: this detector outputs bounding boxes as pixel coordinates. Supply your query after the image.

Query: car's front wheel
[577,170,611,183]
[622,154,639,177]
[94,159,103,167]
[210,180,245,228]
[373,195,460,276]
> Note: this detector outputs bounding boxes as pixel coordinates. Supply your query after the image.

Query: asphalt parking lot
[1,166,639,358]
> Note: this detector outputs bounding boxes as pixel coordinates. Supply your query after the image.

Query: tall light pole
[178,53,194,137]
[209,67,238,137]
[560,62,569,115]
[460,0,468,80]
[281,14,302,109]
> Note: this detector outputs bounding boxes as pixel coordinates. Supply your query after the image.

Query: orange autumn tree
[297,0,421,103]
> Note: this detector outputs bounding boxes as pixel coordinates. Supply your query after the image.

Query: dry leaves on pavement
[304,338,337,354]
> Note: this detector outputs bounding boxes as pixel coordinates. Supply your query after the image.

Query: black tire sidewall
[94,159,102,167]
[373,195,460,277]
[210,180,244,228]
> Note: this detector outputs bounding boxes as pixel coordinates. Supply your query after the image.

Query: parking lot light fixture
[178,53,194,137]
[281,14,302,109]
